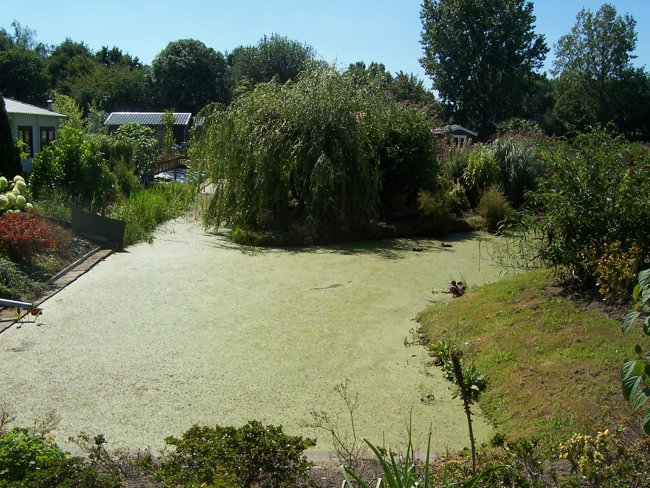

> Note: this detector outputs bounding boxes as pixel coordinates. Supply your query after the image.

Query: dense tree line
[2,1,649,139]
[420,1,650,140]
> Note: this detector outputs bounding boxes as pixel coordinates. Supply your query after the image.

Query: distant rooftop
[4,97,66,118]
[432,124,478,137]
[105,112,192,126]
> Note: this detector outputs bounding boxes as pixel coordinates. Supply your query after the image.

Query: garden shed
[105,112,192,149]
[432,124,478,147]
[4,97,67,173]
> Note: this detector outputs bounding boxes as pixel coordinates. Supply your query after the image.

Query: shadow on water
[204,229,483,260]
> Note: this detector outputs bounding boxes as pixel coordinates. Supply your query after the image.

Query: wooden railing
[153,155,190,174]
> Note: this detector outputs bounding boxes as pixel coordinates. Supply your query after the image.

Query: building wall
[8,113,63,173]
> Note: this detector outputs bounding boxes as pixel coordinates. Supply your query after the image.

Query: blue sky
[2,0,648,90]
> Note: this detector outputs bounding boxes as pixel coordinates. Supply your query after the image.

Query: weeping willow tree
[192,67,438,242]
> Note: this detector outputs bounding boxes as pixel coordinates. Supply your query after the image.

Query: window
[18,126,33,158]
[40,127,56,148]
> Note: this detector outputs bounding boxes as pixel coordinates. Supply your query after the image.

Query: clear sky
[2,0,648,91]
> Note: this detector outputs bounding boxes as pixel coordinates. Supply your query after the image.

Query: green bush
[30,126,116,208]
[0,428,75,484]
[532,129,650,292]
[193,67,439,243]
[477,187,512,232]
[463,145,498,205]
[375,101,438,214]
[439,144,470,181]
[156,421,315,488]
[417,188,453,235]
[491,136,542,206]
[0,258,45,301]
[112,123,158,174]
[107,183,194,246]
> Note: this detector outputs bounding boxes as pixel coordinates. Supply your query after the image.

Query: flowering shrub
[558,428,650,486]
[0,212,57,260]
[0,175,34,214]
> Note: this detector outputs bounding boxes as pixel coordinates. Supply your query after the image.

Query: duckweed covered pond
[0,218,504,453]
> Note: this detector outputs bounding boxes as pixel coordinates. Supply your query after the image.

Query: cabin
[105,112,192,150]
[4,97,67,173]
[432,124,478,147]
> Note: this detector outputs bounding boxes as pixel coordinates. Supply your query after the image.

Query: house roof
[432,124,478,137]
[105,112,192,126]
[3,97,66,118]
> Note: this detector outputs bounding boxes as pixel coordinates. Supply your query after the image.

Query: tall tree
[0,48,49,104]
[228,34,315,90]
[152,39,228,113]
[0,95,22,176]
[551,3,647,137]
[48,39,98,95]
[420,0,547,138]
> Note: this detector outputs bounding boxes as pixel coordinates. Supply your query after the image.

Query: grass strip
[417,269,642,447]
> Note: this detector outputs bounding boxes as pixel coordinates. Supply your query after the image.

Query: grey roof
[105,112,192,126]
[3,97,66,118]
[432,124,478,137]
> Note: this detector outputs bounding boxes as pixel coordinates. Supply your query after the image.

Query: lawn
[417,269,643,447]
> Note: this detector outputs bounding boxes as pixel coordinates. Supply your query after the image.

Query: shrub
[417,189,453,235]
[439,144,470,181]
[112,123,159,174]
[156,421,315,488]
[477,187,512,232]
[375,101,438,214]
[0,212,57,260]
[0,258,45,300]
[30,126,117,208]
[107,183,194,246]
[532,129,650,290]
[463,145,498,205]
[558,428,650,487]
[491,136,542,206]
[0,428,75,483]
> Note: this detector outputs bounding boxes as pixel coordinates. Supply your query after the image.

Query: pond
[0,218,504,454]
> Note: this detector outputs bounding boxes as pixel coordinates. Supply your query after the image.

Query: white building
[4,97,66,173]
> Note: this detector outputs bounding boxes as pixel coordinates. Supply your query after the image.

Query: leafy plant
[531,129,650,291]
[558,428,650,486]
[462,145,498,205]
[113,122,158,174]
[621,268,650,434]
[156,421,315,488]
[106,182,194,246]
[0,258,45,301]
[340,424,502,487]
[477,187,512,233]
[0,212,57,260]
[0,428,74,483]
[30,125,117,208]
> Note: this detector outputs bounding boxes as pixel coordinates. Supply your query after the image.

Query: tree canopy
[152,39,228,113]
[551,3,648,137]
[192,67,438,241]
[227,34,315,90]
[420,0,548,138]
[0,95,22,176]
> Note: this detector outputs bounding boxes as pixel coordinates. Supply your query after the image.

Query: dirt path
[0,217,503,454]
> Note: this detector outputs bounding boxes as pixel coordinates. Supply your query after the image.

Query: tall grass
[107,183,195,246]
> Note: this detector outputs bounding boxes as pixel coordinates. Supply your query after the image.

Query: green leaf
[639,269,650,288]
[644,317,650,336]
[632,283,641,301]
[631,388,649,411]
[622,310,641,334]
[622,359,643,401]
[644,409,650,435]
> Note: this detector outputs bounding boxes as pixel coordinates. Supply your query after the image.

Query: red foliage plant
[0,212,57,260]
